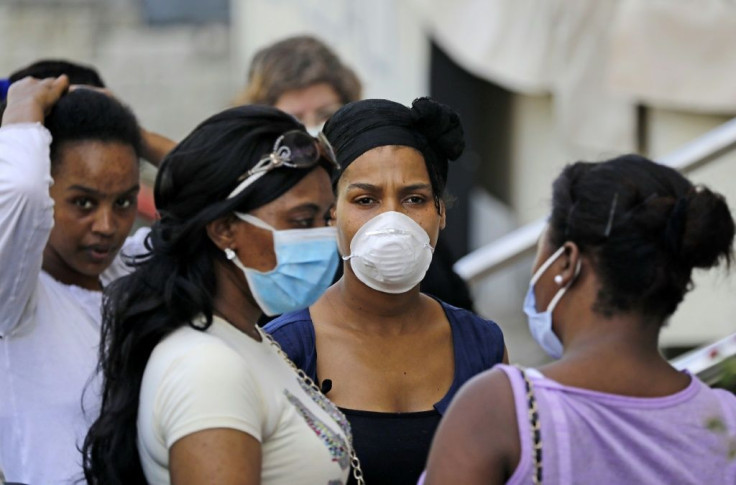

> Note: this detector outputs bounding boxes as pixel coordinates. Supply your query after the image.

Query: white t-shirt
[0,123,147,484]
[138,316,353,485]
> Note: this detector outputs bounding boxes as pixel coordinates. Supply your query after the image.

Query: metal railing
[671,332,736,389]
[454,116,736,284]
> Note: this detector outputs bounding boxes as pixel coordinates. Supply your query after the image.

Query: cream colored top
[137,316,352,485]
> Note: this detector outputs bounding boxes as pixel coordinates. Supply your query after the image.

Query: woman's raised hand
[2,75,70,125]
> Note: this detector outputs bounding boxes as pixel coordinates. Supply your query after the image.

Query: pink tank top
[500,364,736,484]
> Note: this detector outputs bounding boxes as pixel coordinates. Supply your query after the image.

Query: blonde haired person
[235,35,362,133]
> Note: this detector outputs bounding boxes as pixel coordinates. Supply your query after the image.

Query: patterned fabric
[296,376,352,438]
[138,317,351,484]
[285,390,351,470]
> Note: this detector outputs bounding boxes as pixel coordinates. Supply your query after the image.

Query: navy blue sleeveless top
[264,299,505,414]
[265,299,504,484]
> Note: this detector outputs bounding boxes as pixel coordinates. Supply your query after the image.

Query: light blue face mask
[226,213,338,316]
[523,246,581,359]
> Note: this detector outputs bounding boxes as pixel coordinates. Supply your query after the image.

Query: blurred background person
[266,97,507,485]
[234,34,362,134]
[422,154,736,485]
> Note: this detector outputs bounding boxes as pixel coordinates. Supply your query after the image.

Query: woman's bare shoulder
[423,367,521,485]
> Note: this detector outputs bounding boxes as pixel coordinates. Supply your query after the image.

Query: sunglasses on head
[227,130,339,199]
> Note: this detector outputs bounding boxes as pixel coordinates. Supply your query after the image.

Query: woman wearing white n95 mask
[265,97,509,485]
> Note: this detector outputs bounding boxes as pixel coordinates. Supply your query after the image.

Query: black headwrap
[323,97,465,197]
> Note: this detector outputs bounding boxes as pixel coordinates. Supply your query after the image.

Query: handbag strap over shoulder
[515,365,543,484]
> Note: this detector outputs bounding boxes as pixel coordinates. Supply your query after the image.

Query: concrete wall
[0,1,236,144]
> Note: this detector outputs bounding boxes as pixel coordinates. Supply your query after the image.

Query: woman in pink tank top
[422,154,736,484]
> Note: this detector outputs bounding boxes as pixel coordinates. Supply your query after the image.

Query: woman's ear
[557,241,582,285]
[206,215,237,252]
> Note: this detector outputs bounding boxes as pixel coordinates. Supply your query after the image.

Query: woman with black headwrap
[83,106,361,485]
[265,97,509,484]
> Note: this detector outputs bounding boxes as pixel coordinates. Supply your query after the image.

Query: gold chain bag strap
[263,331,366,485]
[516,366,542,484]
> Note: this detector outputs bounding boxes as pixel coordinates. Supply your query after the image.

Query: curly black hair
[45,89,143,169]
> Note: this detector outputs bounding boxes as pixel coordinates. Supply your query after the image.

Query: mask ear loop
[231,213,280,271]
[546,257,582,313]
[530,246,566,286]
[234,212,276,232]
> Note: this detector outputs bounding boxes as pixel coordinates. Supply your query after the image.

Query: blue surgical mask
[523,246,580,359]
[226,213,338,316]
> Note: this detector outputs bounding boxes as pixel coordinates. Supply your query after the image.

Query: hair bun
[678,186,734,268]
[410,97,465,161]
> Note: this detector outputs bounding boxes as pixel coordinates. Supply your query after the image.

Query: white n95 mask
[343,211,434,294]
